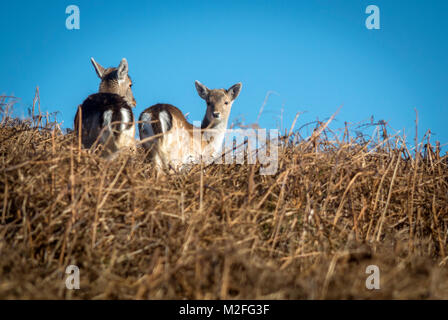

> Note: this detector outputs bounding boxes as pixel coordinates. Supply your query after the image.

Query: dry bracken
[0,100,447,299]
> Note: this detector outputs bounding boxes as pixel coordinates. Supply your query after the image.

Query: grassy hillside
[0,105,447,299]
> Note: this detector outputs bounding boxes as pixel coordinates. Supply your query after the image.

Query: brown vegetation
[0,99,447,299]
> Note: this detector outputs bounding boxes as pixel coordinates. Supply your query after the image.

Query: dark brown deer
[74,58,136,157]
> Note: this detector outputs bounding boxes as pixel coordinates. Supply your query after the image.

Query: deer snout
[213,112,221,119]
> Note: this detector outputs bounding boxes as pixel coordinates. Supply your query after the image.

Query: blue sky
[1,0,447,149]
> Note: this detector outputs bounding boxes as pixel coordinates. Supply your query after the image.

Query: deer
[138,80,242,172]
[74,57,137,158]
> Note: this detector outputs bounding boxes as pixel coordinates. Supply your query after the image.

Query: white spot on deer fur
[120,108,129,133]
[99,110,114,146]
[139,112,155,149]
[159,110,171,133]
[103,110,113,127]
[117,123,135,150]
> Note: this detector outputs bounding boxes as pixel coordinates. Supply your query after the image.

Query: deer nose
[213,112,221,119]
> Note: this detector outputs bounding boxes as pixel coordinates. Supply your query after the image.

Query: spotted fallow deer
[74,57,137,157]
[138,81,242,171]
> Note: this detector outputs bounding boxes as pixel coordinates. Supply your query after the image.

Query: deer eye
[225,101,229,105]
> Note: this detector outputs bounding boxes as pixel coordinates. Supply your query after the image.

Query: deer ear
[195,80,209,100]
[228,82,242,101]
[91,57,105,79]
[117,58,129,80]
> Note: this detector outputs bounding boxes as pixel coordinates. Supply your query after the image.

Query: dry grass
[0,99,447,300]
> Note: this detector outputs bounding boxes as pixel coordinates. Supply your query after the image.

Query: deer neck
[200,116,228,155]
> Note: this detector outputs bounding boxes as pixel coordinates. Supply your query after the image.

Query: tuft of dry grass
[0,100,447,300]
